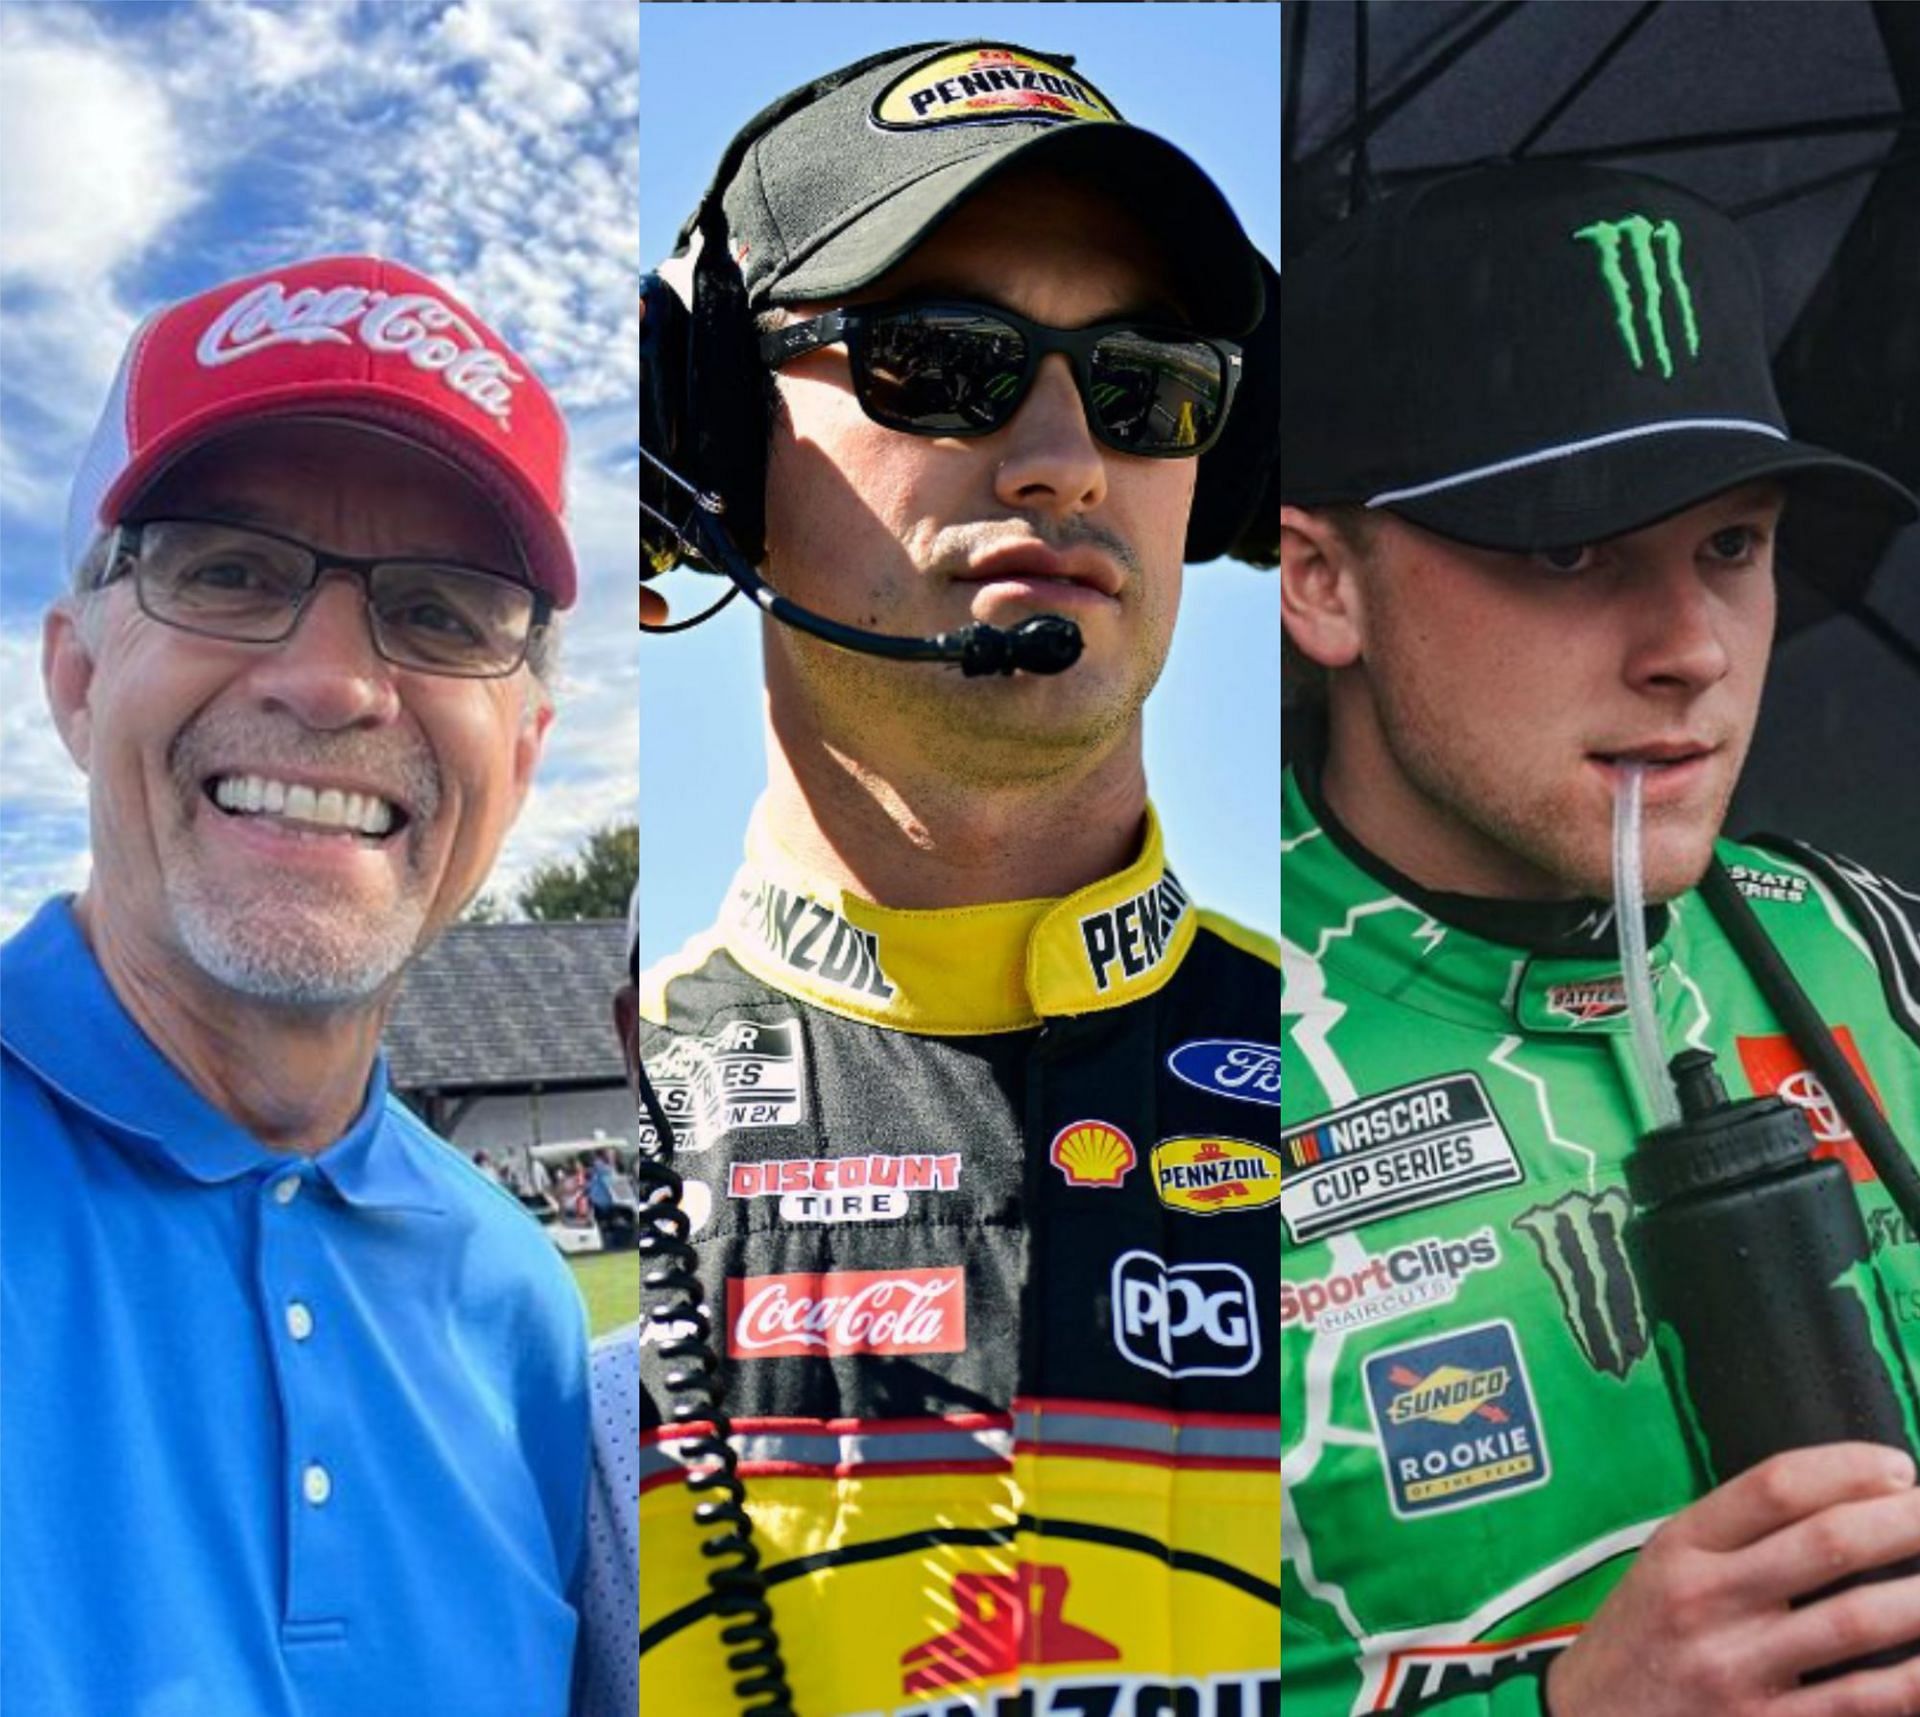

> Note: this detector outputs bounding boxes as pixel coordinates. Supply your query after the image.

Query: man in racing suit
[639,39,1280,1717]
[1279,164,1920,1714]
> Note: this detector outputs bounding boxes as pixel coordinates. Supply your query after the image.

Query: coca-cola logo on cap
[727,1266,965,1359]
[194,281,523,426]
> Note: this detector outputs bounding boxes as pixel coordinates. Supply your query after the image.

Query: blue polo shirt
[576,1324,639,1717]
[1,899,591,1716]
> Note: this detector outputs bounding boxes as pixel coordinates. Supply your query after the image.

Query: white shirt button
[286,1302,314,1342]
[272,1176,301,1206]
[302,1463,332,1507]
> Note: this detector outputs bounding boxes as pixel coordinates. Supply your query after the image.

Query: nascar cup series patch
[871,44,1123,132]
[1281,1072,1523,1244]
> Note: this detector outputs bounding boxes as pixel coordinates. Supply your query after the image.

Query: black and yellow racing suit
[638,805,1280,1717]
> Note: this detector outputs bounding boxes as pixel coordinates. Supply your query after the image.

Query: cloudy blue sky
[0,0,638,935]
[639,2,1282,961]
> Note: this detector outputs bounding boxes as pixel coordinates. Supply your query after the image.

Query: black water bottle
[1626,1048,1920,1673]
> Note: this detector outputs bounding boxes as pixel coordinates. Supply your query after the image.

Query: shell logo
[1049,1120,1137,1189]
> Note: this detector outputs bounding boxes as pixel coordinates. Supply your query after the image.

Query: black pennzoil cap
[710,41,1265,337]
[1280,160,1915,551]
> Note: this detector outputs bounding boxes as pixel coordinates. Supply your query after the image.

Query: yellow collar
[710,804,1197,1035]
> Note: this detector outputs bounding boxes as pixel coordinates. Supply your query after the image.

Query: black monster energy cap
[1281,161,1914,551]
[709,40,1265,336]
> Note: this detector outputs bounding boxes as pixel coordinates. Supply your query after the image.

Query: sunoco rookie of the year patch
[1364,1320,1550,1519]
[1281,1072,1523,1243]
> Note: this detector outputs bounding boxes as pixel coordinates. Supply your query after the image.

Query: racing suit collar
[1291,725,1669,959]
[1283,768,1689,1041]
[704,801,1198,1034]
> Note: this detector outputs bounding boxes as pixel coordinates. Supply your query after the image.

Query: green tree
[516,821,637,921]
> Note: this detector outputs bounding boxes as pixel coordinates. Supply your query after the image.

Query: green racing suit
[1279,764,1920,1715]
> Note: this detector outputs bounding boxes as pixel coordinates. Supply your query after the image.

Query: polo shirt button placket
[264,1167,345,1646]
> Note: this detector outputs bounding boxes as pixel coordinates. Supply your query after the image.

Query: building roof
[384,918,627,1092]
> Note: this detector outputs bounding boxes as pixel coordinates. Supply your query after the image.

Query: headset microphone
[640,443,1084,676]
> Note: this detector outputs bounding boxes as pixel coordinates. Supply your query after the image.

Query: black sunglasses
[759,300,1242,459]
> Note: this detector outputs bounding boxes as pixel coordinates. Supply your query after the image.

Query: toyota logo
[1777,1069,1849,1144]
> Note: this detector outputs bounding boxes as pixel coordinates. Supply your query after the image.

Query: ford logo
[1167,1039,1281,1106]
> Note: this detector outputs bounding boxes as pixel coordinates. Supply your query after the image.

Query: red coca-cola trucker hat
[66,256,577,607]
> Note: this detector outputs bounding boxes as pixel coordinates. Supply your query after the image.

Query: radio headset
[635,51,1281,1717]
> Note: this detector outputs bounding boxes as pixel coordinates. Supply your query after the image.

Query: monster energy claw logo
[1513,1188,1650,1380]
[1573,213,1701,380]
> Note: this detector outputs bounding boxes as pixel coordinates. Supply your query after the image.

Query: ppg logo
[1112,1250,1262,1378]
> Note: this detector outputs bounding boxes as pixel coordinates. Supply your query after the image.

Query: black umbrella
[1284,0,1920,875]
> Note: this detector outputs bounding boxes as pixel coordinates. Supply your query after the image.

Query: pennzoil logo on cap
[871,45,1122,133]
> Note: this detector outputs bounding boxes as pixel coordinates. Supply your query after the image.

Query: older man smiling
[1,257,591,1715]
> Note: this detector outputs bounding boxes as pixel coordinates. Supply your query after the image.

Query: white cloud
[0,15,197,489]
[483,398,638,911]
[0,628,91,936]
[0,26,195,291]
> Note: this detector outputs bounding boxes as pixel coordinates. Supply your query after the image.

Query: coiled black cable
[635,1063,798,1717]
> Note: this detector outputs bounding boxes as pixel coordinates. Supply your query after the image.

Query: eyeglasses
[759,300,1242,458]
[100,518,551,679]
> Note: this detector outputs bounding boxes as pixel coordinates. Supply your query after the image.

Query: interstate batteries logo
[1364,1321,1550,1518]
[1281,1226,1500,1336]
[1281,1073,1522,1243]
[1543,976,1630,1026]
[871,45,1123,132]
[635,1018,804,1151]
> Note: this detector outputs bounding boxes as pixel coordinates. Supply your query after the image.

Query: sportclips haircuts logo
[195,282,523,423]
[1572,213,1701,380]
[1111,1251,1261,1379]
[727,1266,964,1358]
[1282,1226,1500,1335]
[740,880,895,1002]
[1079,869,1190,993]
